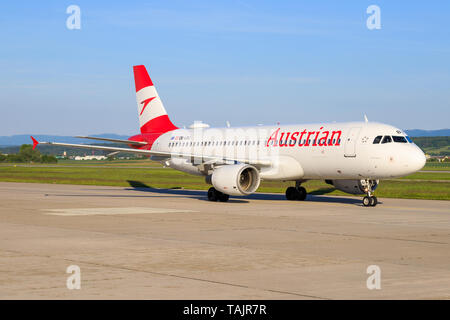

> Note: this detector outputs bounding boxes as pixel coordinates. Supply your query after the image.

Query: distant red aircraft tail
[31,136,39,150]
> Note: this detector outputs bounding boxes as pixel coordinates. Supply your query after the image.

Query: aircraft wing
[74,136,148,146]
[30,136,272,167]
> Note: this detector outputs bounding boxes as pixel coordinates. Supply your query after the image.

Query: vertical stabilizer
[133,65,177,134]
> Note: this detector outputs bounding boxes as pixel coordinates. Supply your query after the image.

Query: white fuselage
[150,121,426,181]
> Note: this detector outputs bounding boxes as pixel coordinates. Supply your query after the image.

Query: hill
[405,129,450,137]
[0,134,130,147]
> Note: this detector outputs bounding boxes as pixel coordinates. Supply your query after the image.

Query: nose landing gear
[362,195,377,207]
[362,180,378,207]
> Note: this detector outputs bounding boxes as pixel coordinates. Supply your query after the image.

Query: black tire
[296,186,307,201]
[218,193,229,202]
[362,196,371,207]
[285,187,296,200]
[207,187,218,201]
[370,196,378,207]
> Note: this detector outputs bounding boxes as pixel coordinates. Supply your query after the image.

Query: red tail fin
[133,65,178,134]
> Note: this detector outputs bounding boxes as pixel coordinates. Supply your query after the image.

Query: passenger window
[392,136,407,143]
[373,136,382,144]
[381,136,392,144]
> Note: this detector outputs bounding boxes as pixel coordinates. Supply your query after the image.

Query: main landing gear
[362,180,378,207]
[207,187,230,202]
[285,182,307,201]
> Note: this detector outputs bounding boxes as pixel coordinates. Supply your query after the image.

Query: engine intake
[210,164,260,196]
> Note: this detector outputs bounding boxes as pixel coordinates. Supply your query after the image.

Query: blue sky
[0,0,449,135]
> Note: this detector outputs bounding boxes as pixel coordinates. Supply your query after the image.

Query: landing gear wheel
[369,196,378,207]
[285,187,297,201]
[296,186,307,201]
[207,187,218,201]
[363,196,371,207]
[286,186,307,201]
[207,187,230,202]
[218,193,229,202]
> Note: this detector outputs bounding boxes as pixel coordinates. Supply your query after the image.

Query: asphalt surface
[0,182,449,299]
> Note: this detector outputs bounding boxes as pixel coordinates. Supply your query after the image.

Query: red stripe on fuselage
[128,115,178,151]
[140,114,178,135]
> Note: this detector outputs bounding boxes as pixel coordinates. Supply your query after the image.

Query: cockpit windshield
[392,136,407,143]
[373,136,382,144]
[374,135,412,144]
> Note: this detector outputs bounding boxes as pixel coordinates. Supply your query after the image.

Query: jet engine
[325,179,379,195]
[208,164,261,196]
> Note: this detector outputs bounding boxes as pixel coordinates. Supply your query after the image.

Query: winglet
[30,136,39,150]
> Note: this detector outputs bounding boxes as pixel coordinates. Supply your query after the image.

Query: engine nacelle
[209,164,260,196]
[326,179,379,195]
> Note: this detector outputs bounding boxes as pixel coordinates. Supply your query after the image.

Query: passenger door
[344,127,361,157]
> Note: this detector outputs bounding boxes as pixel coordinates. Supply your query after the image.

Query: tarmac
[0,182,449,299]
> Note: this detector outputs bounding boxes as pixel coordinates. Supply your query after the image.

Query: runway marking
[42,207,197,216]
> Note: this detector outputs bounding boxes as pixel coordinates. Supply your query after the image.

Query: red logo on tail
[140,97,156,116]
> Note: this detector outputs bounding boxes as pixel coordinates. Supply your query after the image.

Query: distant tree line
[412,136,450,156]
[0,144,57,163]
[0,143,145,159]
[412,136,449,149]
[0,137,448,161]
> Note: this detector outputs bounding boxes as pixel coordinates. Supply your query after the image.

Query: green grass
[423,163,450,171]
[422,145,450,156]
[398,172,450,181]
[16,159,163,167]
[0,163,449,200]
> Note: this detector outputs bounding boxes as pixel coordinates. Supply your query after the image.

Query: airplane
[31,65,426,207]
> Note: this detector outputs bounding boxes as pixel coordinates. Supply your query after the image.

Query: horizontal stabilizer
[74,136,147,146]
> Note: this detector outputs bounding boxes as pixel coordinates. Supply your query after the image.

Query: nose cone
[408,147,426,173]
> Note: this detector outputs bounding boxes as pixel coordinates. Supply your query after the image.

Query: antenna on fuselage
[226,121,231,128]
[364,114,369,123]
